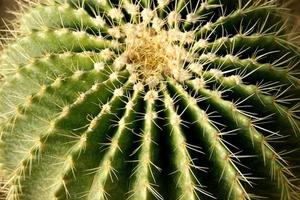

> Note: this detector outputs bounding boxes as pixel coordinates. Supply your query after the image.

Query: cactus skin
[0,0,300,199]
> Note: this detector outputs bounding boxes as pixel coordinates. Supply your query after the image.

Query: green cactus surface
[0,0,300,199]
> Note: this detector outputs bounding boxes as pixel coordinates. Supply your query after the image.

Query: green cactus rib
[1,30,116,67]
[0,0,300,200]
[163,88,248,199]
[200,71,300,135]
[195,53,300,87]
[19,4,109,34]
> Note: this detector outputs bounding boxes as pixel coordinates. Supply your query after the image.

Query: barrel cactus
[0,0,300,199]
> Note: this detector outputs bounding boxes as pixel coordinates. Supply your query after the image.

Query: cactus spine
[0,0,300,199]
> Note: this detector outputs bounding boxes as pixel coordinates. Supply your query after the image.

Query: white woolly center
[109,20,198,86]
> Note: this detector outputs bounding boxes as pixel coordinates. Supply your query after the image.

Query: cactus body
[0,0,300,199]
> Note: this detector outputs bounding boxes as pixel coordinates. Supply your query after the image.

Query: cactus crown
[0,0,300,200]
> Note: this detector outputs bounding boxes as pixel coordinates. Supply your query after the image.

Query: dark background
[0,0,18,29]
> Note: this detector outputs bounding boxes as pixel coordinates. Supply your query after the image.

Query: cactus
[0,0,300,199]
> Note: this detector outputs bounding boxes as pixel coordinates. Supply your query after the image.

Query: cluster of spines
[0,0,300,200]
